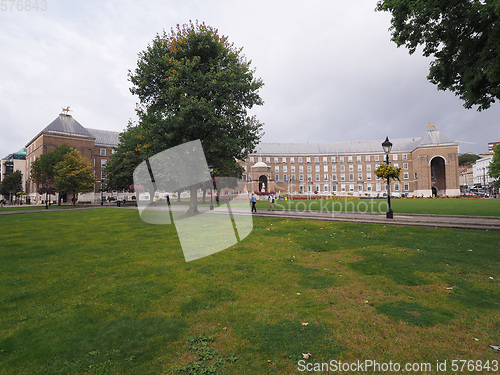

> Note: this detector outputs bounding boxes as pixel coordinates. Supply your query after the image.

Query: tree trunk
[186,186,199,215]
[202,188,206,203]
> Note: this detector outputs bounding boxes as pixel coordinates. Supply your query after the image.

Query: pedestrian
[268,194,275,211]
[250,193,257,213]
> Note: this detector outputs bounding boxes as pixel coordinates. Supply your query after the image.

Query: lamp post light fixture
[382,136,394,219]
[208,165,214,210]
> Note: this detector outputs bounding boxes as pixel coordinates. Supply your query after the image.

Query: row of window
[250,163,410,173]
[248,154,408,164]
[245,171,410,182]
[295,182,410,193]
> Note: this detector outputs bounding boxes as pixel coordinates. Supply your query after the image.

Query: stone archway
[430,156,446,196]
[258,175,268,193]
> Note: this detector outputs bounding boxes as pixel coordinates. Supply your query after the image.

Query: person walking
[268,194,275,211]
[250,193,257,213]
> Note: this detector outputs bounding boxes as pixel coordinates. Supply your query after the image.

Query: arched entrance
[258,175,268,193]
[430,156,446,196]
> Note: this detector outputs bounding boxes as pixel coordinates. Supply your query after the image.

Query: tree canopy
[31,144,73,188]
[112,21,264,212]
[0,170,23,200]
[54,150,96,205]
[376,0,500,110]
[458,153,481,166]
[489,144,500,188]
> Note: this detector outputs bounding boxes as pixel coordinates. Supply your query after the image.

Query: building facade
[24,113,120,203]
[0,148,26,201]
[473,154,494,189]
[240,128,460,198]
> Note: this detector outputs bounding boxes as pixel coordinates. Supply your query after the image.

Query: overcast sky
[1,0,498,160]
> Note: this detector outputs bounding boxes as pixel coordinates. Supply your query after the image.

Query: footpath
[1,204,499,231]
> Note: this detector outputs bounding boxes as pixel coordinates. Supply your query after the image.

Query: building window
[283,166,288,173]
[349,173,354,181]
[331,156,336,163]
[348,156,353,162]
[323,157,327,163]
[366,164,371,171]
[250,157,254,163]
[291,174,296,181]
[358,184,363,192]
[273,157,277,163]
[323,165,328,172]
[394,163,399,169]
[349,165,354,172]
[394,183,400,191]
[315,165,320,172]
[324,174,328,181]
[349,184,354,192]
[275,175,280,182]
[358,173,363,180]
[314,157,319,163]
[340,156,344,163]
[332,185,337,192]
[283,174,288,181]
[258,157,262,162]
[404,183,409,191]
[332,165,337,172]
[367,183,372,191]
[357,164,362,171]
[291,166,295,173]
[341,184,346,192]
[367,173,372,180]
[315,174,320,181]
[374,155,379,161]
[393,154,398,161]
[341,174,345,181]
[290,157,295,163]
[298,157,303,163]
[403,154,407,161]
[403,172,409,179]
[299,166,304,173]
[340,165,345,172]
[101,171,107,179]
[299,174,304,181]
[376,183,381,192]
[403,163,408,169]
[332,174,337,181]
[243,165,247,172]
[307,165,312,173]
[306,157,311,163]
[365,155,370,162]
[275,166,279,173]
[101,159,107,167]
[100,148,106,156]
[357,156,362,162]
[307,174,312,182]
[282,157,287,163]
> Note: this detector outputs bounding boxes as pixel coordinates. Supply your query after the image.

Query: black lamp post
[382,136,393,219]
[209,165,214,210]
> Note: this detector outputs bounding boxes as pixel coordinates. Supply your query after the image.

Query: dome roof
[252,161,269,168]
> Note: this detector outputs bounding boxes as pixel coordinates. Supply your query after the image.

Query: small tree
[0,170,23,203]
[458,153,480,166]
[54,150,96,206]
[489,144,500,190]
[31,145,73,204]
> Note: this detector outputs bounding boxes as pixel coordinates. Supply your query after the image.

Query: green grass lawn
[264,197,500,216]
[0,208,498,374]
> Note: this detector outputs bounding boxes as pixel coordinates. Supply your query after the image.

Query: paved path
[1,205,499,231]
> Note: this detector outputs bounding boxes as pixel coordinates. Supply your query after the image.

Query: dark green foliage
[0,170,23,198]
[376,0,500,110]
[458,153,480,166]
[489,144,500,188]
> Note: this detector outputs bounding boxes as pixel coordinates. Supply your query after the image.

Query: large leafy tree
[54,150,96,206]
[489,144,500,189]
[122,21,264,213]
[458,153,481,166]
[376,0,500,110]
[0,170,23,202]
[30,144,73,204]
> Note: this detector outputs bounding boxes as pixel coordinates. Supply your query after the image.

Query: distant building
[24,113,120,203]
[240,127,460,197]
[458,166,474,193]
[488,141,500,152]
[0,148,26,200]
[473,154,494,189]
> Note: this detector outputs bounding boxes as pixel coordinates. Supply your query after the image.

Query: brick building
[25,113,120,203]
[240,127,460,198]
